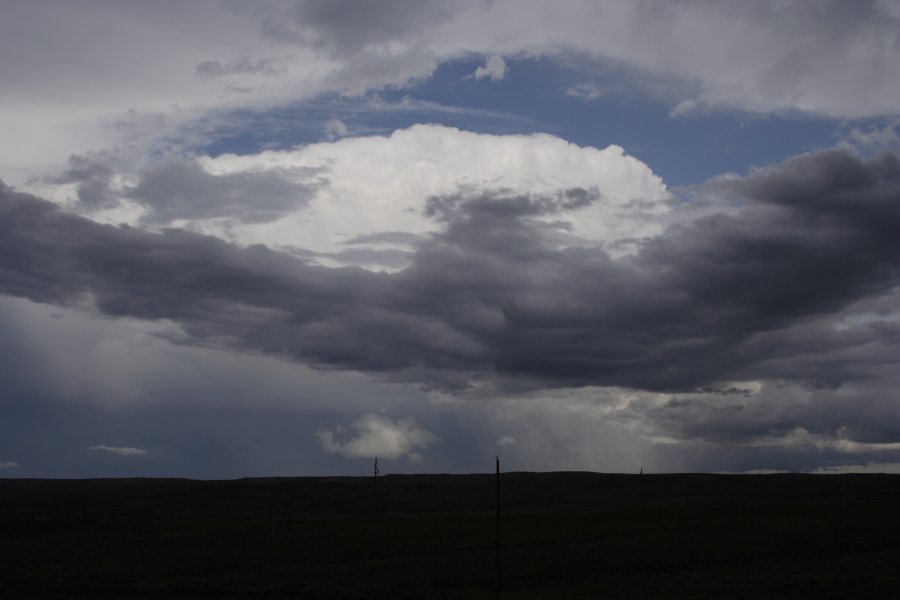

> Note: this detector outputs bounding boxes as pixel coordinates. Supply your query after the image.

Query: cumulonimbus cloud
[199,124,670,267]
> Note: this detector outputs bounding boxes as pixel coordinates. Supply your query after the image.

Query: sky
[3,0,900,478]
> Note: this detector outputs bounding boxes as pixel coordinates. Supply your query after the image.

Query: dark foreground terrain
[2,472,900,598]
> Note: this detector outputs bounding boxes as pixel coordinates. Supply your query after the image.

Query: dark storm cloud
[124,159,321,225]
[674,387,900,445]
[0,182,473,375]
[2,149,900,398]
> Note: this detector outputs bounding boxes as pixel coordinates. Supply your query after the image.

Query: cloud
[669,98,699,118]
[89,444,147,457]
[843,119,900,152]
[6,0,900,192]
[33,125,667,266]
[262,0,450,59]
[282,230,423,270]
[2,148,900,403]
[201,125,670,265]
[0,460,19,469]
[0,1,298,186]
[496,436,517,448]
[565,82,605,102]
[40,154,118,211]
[609,381,900,448]
[124,157,322,225]
[342,231,422,246]
[323,118,348,141]
[251,0,900,118]
[293,246,416,271]
[813,462,900,474]
[252,0,450,96]
[195,57,285,80]
[316,413,439,460]
[8,2,900,477]
[469,55,507,82]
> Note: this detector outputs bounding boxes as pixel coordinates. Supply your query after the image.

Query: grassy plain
[2,473,899,598]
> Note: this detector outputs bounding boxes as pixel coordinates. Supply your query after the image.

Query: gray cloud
[424,187,598,223]
[195,57,285,80]
[663,386,900,446]
[262,0,450,58]
[124,158,321,225]
[243,0,900,118]
[250,0,451,94]
[633,0,900,117]
[2,149,899,404]
[41,154,118,211]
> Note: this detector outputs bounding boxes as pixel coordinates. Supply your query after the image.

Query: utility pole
[496,456,500,600]
[372,457,379,514]
[640,466,644,505]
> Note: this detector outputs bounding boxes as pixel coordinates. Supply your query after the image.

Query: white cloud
[496,435,517,448]
[323,118,349,141]
[200,124,670,267]
[0,461,18,469]
[316,414,439,460]
[843,119,900,151]
[89,444,148,457]
[469,55,507,81]
[669,98,699,118]
[565,82,605,102]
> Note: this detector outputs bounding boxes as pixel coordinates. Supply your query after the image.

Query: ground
[2,472,900,598]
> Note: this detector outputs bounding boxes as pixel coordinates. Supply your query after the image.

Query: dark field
[2,473,900,598]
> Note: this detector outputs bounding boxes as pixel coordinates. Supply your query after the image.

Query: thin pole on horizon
[496,455,500,600]
[372,457,379,514]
